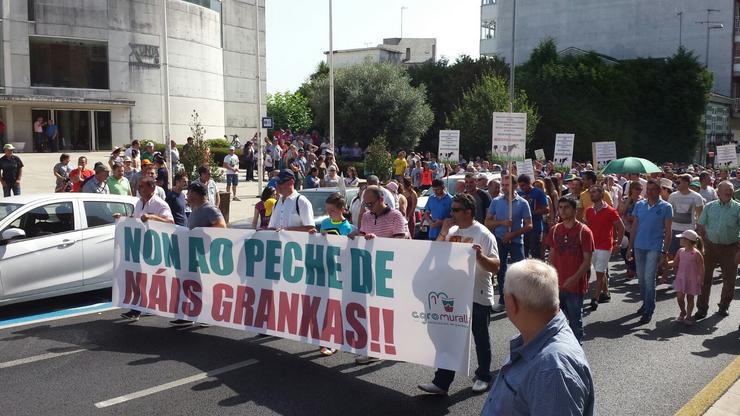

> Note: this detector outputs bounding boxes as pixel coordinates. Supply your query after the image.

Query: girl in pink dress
[669,230,704,325]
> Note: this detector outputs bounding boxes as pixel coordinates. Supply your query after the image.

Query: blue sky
[265,0,481,93]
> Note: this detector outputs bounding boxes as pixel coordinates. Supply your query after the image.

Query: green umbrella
[600,157,662,174]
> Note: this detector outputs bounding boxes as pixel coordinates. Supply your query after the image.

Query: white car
[0,193,138,306]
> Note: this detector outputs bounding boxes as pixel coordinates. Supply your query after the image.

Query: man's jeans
[2,184,20,197]
[559,291,584,342]
[524,230,543,259]
[432,303,492,390]
[495,238,525,305]
[634,248,660,317]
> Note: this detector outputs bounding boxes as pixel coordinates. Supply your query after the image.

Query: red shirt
[585,204,620,250]
[69,168,94,192]
[545,222,594,294]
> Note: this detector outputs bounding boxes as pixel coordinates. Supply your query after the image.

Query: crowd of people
[1,131,739,414]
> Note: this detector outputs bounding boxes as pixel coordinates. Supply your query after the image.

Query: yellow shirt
[393,158,408,176]
[579,189,613,220]
[264,198,277,217]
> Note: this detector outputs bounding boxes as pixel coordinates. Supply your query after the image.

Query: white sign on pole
[515,159,535,181]
[534,149,545,161]
[492,112,527,160]
[553,134,575,169]
[438,130,461,162]
[592,141,617,171]
[714,144,738,169]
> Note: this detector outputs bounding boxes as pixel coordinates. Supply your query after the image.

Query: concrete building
[326,37,436,69]
[0,0,266,152]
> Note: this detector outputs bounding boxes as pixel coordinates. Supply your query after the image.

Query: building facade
[326,37,436,69]
[0,0,266,152]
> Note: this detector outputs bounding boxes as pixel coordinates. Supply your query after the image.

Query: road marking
[676,356,740,416]
[94,359,259,408]
[0,302,116,330]
[0,348,87,369]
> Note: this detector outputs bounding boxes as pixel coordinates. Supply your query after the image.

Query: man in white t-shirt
[418,193,500,396]
[667,174,704,258]
[698,171,717,202]
[124,139,142,170]
[268,169,315,231]
[223,146,240,201]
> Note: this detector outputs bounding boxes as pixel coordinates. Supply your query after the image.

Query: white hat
[385,182,399,193]
[229,146,235,150]
[659,178,673,190]
[675,229,698,242]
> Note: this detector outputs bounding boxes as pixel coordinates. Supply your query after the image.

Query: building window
[182,0,222,12]
[30,37,109,89]
[482,0,497,5]
[405,47,411,61]
[481,20,496,40]
[27,0,35,21]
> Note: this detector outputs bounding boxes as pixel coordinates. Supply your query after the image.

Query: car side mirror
[1,228,26,244]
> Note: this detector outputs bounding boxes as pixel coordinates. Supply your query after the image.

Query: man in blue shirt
[481,259,595,416]
[517,174,549,259]
[424,179,452,240]
[485,175,533,312]
[627,179,673,323]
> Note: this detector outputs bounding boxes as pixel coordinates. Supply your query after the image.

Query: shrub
[363,136,393,181]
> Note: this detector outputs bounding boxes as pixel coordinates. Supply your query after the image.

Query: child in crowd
[251,186,277,229]
[668,230,704,325]
[312,192,353,355]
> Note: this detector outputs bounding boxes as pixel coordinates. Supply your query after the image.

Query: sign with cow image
[592,141,617,171]
[553,134,575,169]
[438,130,461,163]
[492,112,527,161]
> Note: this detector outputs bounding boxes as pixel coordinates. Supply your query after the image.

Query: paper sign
[714,144,737,169]
[438,130,461,162]
[592,141,617,171]
[492,112,527,161]
[553,134,575,169]
[534,149,545,161]
[515,159,535,181]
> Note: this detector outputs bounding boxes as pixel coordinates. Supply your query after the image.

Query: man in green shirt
[141,142,155,162]
[107,163,131,196]
[695,181,740,319]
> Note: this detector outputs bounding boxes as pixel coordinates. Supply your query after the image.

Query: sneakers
[639,314,652,324]
[417,382,448,395]
[471,379,490,393]
[120,310,141,321]
[491,303,505,313]
[320,347,337,356]
[590,298,598,311]
[198,323,211,328]
[693,310,707,320]
[718,305,729,317]
[232,196,241,201]
[598,293,611,303]
[169,319,194,327]
[355,355,381,365]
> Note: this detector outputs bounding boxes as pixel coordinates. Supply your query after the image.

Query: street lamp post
[696,8,723,68]
[677,11,683,47]
[255,0,264,193]
[401,6,408,38]
[328,0,335,154]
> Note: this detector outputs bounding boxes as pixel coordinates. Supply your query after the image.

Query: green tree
[448,74,539,161]
[306,62,434,151]
[181,110,223,181]
[408,55,510,151]
[266,91,313,133]
[363,136,394,181]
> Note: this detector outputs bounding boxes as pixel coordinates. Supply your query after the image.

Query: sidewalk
[5,151,259,226]
[678,356,740,416]
[704,379,740,416]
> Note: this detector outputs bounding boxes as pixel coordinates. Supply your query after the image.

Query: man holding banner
[418,193,500,395]
[268,169,315,232]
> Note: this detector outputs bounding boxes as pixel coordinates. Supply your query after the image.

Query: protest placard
[534,149,545,161]
[714,144,738,169]
[553,134,574,169]
[592,141,617,171]
[515,159,535,181]
[113,219,477,372]
[492,112,527,161]
[438,130,461,162]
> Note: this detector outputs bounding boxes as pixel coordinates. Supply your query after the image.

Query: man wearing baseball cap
[267,169,315,231]
[82,164,110,194]
[141,142,156,163]
[223,146,240,201]
[0,143,23,196]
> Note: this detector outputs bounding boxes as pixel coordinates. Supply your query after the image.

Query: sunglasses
[450,207,464,212]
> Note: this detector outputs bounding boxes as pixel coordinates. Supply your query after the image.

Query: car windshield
[0,203,23,223]
[299,192,329,216]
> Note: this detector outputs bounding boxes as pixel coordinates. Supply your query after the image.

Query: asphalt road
[0,260,737,416]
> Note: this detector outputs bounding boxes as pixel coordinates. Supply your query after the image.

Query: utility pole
[401,6,408,38]
[509,0,516,112]
[328,0,335,153]
[255,0,264,193]
[677,11,683,47]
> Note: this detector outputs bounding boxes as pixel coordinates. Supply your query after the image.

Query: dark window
[27,0,35,21]
[84,201,132,228]
[7,202,75,239]
[182,0,221,12]
[30,37,109,89]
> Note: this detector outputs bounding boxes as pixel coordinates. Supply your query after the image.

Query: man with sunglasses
[418,193,500,395]
[268,169,315,232]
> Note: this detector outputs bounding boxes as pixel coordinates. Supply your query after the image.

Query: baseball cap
[675,229,698,242]
[146,142,154,147]
[95,164,110,173]
[141,159,153,166]
[690,180,700,188]
[277,169,295,183]
[564,173,577,182]
[229,146,235,150]
[187,181,207,196]
[3,143,15,150]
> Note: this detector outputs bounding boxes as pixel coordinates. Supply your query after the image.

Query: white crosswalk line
[94,358,259,408]
[0,348,87,369]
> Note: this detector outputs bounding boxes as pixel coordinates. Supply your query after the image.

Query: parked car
[416,172,501,212]
[298,187,360,231]
[0,193,138,306]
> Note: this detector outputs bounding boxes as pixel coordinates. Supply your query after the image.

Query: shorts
[591,249,611,273]
[226,173,238,186]
[668,234,682,256]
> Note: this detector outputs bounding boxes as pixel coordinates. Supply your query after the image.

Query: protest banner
[534,149,545,161]
[714,144,738,169]
[515,159,535,181]
[438,130,461,163]
[591,141,617,171]
[553,134,575,169]
[492,112,527,161]
[113,219,477,372]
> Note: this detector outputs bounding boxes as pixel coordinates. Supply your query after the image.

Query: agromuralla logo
[411,291,470,326]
